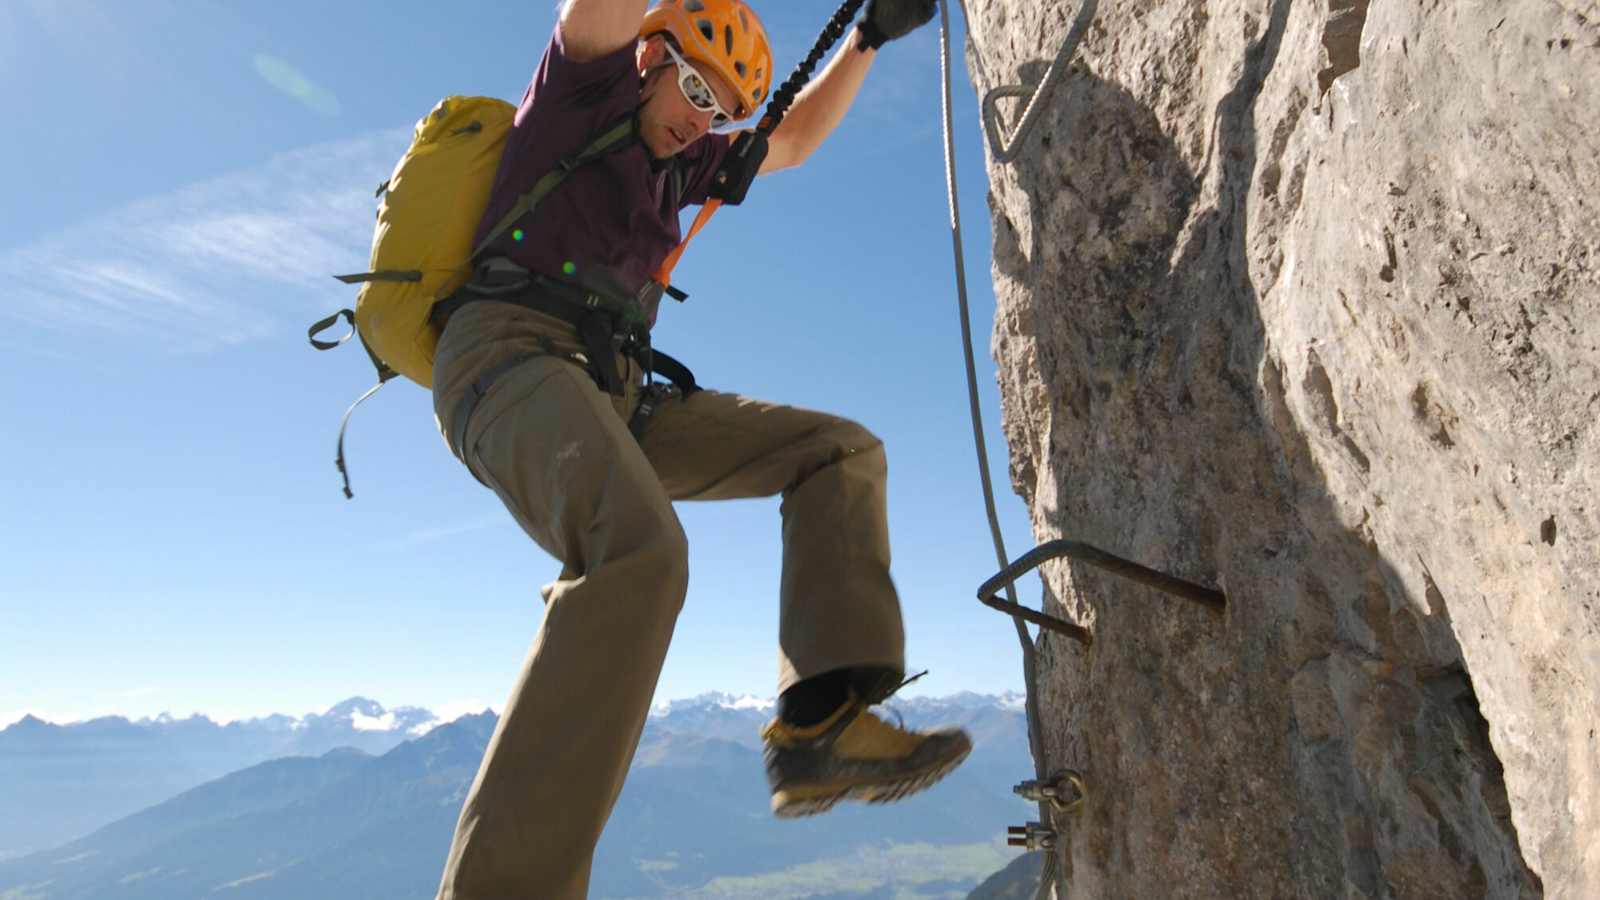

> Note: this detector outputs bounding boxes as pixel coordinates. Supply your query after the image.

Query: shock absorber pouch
[710,130,770,205]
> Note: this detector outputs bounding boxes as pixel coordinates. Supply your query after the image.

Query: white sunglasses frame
[661,41,737,127]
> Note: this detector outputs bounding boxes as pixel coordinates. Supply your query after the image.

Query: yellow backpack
[310,95,636,496]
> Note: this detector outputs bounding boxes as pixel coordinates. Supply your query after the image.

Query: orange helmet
[641,0,772,120]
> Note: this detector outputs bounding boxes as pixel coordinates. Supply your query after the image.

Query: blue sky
[0,0,1039,726]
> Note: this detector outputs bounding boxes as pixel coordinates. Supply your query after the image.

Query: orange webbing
[653,198,723,288]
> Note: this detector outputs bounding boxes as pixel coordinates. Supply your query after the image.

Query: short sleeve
[536,23,640,112]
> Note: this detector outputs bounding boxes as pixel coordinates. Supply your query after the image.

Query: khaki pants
[430,301,906,900]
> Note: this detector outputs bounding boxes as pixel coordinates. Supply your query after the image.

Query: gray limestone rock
[963,0,1598,896]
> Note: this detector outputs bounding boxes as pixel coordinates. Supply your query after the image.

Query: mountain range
[0,697,440,854]
[1,693,1041,899]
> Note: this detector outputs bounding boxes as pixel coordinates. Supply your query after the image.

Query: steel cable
[936,2,1057,896]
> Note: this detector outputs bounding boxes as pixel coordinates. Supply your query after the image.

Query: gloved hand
[858,0,938,52]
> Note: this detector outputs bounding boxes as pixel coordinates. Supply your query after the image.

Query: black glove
[858,0,937,52]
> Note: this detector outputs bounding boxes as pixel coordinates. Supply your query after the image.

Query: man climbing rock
[429,1,969,896]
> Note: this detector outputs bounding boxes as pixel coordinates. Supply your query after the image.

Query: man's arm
[559,0,650,63]
[757,28,877,175]
[758,0,936,174]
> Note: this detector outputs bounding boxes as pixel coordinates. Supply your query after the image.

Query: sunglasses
[662,42,736,128]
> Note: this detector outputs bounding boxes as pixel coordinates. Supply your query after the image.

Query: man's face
[636,37,743,158]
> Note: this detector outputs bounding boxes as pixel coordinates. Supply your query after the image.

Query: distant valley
[1,693,1041,898]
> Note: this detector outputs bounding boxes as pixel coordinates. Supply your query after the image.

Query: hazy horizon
[2,685,1032,729]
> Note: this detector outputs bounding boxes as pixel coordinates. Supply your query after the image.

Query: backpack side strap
[332,270,424,285]
[308,308,399,498]
[308,309,356,350]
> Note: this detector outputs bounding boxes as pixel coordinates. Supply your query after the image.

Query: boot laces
[875,669,929,733]
[762,669,932,745]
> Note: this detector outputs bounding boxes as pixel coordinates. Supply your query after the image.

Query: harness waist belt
[432,277,699,398]
[431,278,630,337]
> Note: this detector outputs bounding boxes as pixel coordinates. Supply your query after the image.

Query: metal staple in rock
[980,0,1099,163]
[980,540,1227,645]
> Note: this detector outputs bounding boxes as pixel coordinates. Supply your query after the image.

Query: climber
[428,1,970,897]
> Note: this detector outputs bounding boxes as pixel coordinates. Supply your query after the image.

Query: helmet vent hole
[735,61,746,77]
[697,18,714,42]
[684,0,705,10]
[739,9,749,31]
[724,25,734,54]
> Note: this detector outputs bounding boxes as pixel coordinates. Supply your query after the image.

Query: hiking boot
[760,692,973,818]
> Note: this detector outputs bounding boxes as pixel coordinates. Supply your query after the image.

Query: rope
[757,0,869,132]
[936,3,1057,897]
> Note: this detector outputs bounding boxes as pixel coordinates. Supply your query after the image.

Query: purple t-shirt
[473,25,731,322]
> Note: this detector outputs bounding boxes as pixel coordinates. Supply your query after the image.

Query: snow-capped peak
[648,692,776,718]
[996,691,1028,712]
[349,710,399,732]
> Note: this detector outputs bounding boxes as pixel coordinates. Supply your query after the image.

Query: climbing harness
[937,1,1225,893]
[428,258,701,452]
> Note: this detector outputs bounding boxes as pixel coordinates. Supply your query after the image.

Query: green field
[616,840,1023,899]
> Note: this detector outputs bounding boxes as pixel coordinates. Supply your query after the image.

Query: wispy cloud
[0,129,408,352]
[254,54,341,117]
[376,515,507,552]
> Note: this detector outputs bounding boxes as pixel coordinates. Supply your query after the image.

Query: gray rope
[938,2,1056,896]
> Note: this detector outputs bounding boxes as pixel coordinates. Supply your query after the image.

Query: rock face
[965,0,1598,896]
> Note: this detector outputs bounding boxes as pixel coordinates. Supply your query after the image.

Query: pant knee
[653,518,690,604]
[827,419,883,459]
[787,419,884,496]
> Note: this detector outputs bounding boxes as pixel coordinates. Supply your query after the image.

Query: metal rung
[978,539,1227,644]
[981,0,1099,164]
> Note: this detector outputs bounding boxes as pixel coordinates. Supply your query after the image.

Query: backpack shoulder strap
[472,112,638,261]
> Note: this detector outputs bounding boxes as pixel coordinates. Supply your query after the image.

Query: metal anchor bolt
[1014,769,1087,814]
[1006,821,1057,851]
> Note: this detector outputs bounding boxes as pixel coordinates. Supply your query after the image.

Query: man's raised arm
[758,0,937,174]
[559,0,651,62]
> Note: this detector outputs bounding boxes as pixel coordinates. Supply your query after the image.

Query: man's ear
[636,35,666,75]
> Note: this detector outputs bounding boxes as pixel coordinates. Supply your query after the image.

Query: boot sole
[770,742,973,819]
